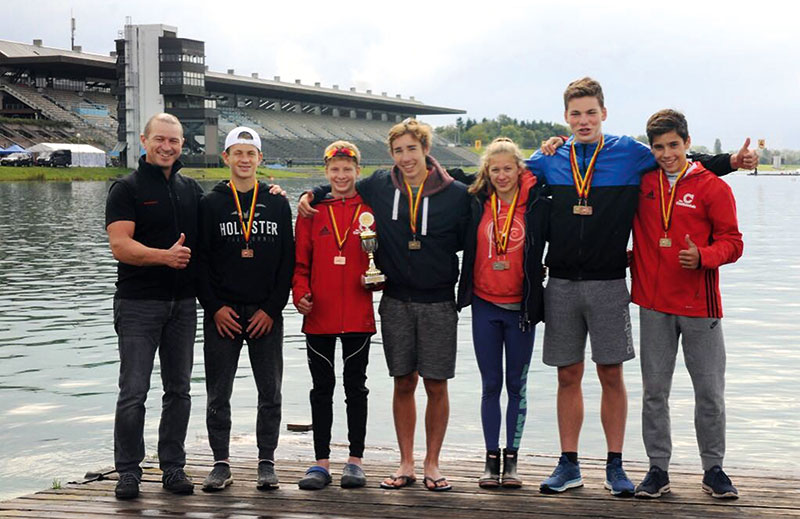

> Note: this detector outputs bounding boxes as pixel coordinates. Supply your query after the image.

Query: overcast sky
[2,0,797,150]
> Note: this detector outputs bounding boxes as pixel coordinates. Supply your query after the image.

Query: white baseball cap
[224,126,262,152]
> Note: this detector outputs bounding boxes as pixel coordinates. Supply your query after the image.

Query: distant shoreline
[0,165,321,182]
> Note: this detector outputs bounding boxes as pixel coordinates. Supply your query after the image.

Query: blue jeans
[113,297,196,477]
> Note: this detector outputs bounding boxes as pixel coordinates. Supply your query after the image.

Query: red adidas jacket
[631,162,743,318]
[293,194,376,334]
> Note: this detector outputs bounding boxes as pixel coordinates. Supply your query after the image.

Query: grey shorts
[378,295,458,380]
[542,278,635,367]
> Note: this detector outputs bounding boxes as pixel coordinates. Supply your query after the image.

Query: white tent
[26,143,106,168]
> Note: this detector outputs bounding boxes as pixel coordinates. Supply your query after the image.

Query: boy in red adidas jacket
[292,141,376,490]
[631,109,743,500]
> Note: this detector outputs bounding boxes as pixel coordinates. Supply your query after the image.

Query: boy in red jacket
[631,110,743,500]
[292,141,377,490]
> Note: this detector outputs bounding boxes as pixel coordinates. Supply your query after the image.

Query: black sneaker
[702,466,738,499]
[162,467,194,495]
[115,473,140,499]
[635,466,670,498]
[202,462,233,491]
[257,460,279,490]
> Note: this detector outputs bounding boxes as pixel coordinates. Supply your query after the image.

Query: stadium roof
[0,40,116,80]
[0,38,464,115]
[205,71,463,115]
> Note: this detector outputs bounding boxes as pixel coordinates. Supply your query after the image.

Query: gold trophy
[358,212,386,288]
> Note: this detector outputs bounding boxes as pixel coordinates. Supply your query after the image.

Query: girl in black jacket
[456,137,550,489]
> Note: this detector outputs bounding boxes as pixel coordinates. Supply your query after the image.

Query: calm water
[0,174,798,500]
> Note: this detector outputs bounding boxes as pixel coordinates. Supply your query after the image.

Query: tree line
[435,115,569,150]
[437,117,799,166]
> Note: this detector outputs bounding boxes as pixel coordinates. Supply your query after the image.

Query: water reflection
[0,174,798,501]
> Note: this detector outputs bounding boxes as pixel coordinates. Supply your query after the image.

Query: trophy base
[364,273,386,288]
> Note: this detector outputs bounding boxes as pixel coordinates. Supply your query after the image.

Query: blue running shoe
[540,454,583,494]
[604,457,634,497]
[635,466,670,498]
[702,466,738,499]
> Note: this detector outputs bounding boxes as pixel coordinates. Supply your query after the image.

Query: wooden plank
[1,454,797,519]
[11,480,798,519]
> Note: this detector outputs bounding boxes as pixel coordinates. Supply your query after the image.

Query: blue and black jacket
[525,134,732,281]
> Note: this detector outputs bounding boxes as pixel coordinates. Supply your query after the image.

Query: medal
[657,162,690,248]
[572,204,593,216]
[491,188,520,256]
[327,202,362,264]
[230,179,259,257]
[405,174,428,252]
[492,260,510,270]
[569,134,604,215]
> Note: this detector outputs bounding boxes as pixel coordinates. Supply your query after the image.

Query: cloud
[1,0,798,148]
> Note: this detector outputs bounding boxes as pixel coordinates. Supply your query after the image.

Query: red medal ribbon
[658,161,691,233]
[569,134,605,202]
[404,173,429,235]
[490,188,520,256]
[327,203,362,252]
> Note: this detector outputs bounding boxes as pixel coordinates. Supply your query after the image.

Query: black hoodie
[197,180,294,319]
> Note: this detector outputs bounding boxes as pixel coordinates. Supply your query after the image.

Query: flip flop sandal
[379,474,416,489]
[424,476,452,492]
[298,466,332,490]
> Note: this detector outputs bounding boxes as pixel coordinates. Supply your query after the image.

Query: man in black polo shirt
[105,113,203,499]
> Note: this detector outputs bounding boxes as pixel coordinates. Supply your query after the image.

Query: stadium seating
[0,78,476,166]
[215,107,477,167]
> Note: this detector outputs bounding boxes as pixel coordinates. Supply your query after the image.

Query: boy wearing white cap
[196,127,295,491]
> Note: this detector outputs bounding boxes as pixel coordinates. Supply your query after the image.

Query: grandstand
[0,25,477,168]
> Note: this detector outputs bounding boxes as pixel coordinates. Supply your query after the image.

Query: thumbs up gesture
[165,232,191,269]
[678,234,700,269]
[730,137,759,170]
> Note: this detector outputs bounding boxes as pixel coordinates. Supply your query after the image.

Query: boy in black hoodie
[197,127,294,491]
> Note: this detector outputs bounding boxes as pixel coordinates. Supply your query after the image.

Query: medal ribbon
[569,134,605,202]
[230,179,259,245]
[658,162,691,233]
[327,203,362,251]
[490,188,520,256]
[404,173,428,235]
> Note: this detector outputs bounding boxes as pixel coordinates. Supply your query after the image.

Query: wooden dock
[1,452,798,518]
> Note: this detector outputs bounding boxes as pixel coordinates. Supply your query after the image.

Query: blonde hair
[387,118,433,153]
[468,137,526,195]
[563,77,605,109]
[324,140,361,165]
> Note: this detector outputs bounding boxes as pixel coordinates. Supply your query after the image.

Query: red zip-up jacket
[631,162,743,318]
[292,194,376,334]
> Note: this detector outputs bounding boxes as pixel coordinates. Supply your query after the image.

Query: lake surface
[0,174,798,500]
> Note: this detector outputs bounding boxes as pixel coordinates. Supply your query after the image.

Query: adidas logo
[645,190,655,200]
[319,226,331,236]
